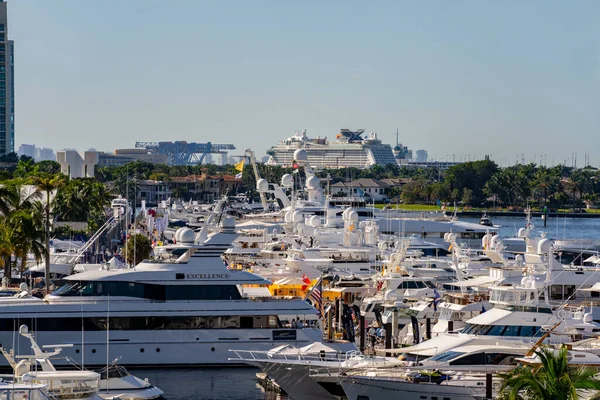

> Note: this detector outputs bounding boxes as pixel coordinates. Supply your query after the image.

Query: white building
[415,150,428,163]
[56,150,99,178]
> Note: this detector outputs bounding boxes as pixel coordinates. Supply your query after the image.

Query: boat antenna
[81,298,84,367]
[106,294,110,394]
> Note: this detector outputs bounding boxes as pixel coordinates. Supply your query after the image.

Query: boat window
[564,285,576,300]
[0,315,283,331]
[429,351,464,362]
[550,285,563,300]
[485,353,518,365]
[424,281,435,289]
[518,292,528,303]
[515,326,530,337]
[502,325,521,336]
[166,285,242,300]
[53,281,241,300]
[450,352,485,365]
[486,325,507,336]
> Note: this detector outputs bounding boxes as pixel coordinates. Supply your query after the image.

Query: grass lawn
[375,204,600,214]
[374,203,446,211]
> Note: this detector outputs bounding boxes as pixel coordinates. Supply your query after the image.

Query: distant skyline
[9,0,600,165]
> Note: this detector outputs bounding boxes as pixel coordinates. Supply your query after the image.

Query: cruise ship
[266,129,397,169]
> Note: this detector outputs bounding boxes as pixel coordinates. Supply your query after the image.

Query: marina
[4,164,600,398]
[1,0,598,398]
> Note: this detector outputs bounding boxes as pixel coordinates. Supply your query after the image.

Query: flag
[356,187,365,197]
[301,273,311,291]
[235,172,242,179]
[234,160,245,172]
[305,277,323,317]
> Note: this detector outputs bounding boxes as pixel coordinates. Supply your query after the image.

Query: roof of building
[381,178,412,186]
[331,178,390,189]
[168,174,242,183]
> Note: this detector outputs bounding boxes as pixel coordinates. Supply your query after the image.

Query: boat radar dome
[220,216,236,232]
[306,176,320,190]
[294,149,308,163]
[256,178,269,192]
[347,210,359,222]
[518,227,530,238]
[308,215,321,227]
[281,174,293,188]
[537,238,552,255]
[174,227,188,243]
[292,211,303,223]
[179,228,196,243]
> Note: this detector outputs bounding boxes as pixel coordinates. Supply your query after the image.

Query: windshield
[429,351,464,362]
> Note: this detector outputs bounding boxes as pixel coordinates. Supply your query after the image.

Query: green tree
[1,180,46,280]
[445,159,499,205]
[125,234,153,266]
[499,346,600,400]
[36,160,61,175]
[32,173,66,293]
[0,219,14,280]
[462,188,473,207]
[53,178,110,231]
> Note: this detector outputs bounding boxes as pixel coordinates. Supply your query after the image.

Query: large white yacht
[0,218,331,368]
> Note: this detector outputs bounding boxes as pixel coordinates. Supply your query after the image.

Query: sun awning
[583,255,600,263]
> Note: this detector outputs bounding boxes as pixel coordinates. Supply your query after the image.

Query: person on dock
[368,325,377,352]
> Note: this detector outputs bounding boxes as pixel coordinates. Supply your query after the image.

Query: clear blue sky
[9,0,600,166]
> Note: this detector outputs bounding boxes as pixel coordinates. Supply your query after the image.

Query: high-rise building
[0,1,14,156]
[18,143,35,158]
[415,150,428,163]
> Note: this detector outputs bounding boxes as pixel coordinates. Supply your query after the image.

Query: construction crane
[135,141,236,165]
[246,149,268,211]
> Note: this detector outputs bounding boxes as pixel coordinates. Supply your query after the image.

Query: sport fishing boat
[0,218,334,368]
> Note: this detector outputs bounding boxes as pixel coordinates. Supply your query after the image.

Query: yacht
[230,343,398,400]
[253,155,498,248]
[479,212,494,227]
[0,218,332,367]
[1,324,163,400]
[0,382,56,400]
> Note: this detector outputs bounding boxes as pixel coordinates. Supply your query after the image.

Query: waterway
[131,216,600,399]
[129,367,282,400]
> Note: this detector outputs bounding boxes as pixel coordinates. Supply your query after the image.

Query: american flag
[308,277,323,317]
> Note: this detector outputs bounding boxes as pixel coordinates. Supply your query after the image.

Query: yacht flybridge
[0,218,329,367]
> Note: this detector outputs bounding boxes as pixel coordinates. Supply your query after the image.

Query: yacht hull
[1,328,323,367]
[259,362,334,400]
[340,375,492,400]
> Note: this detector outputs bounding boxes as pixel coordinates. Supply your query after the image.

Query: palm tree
[0,218,14,280]
[32,174,65,293]
[9,208,46,278]
[499,346,600,400]
[0,180,44,281]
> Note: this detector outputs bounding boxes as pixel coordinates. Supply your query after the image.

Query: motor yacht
[0,218,331,367]
[230,342,398,400]
[1,325,164,400]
